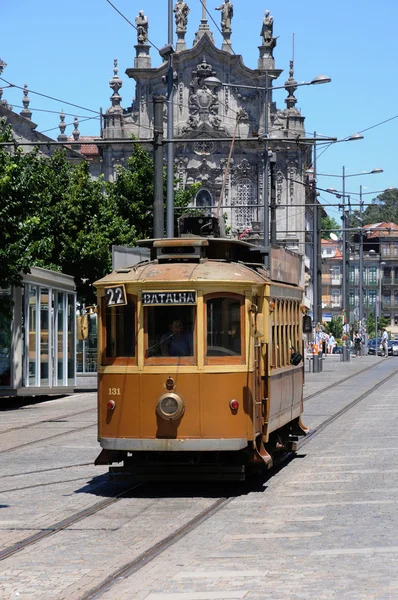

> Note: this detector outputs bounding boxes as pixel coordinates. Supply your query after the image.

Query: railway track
[0,359,385,456]
[0,422,96,456]
[303,357,383,402]
[2,362,398,600]
[0,406,93,436]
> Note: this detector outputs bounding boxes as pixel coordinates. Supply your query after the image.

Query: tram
[94,218,309,480]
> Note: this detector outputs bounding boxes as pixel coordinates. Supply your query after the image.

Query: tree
[324,316,342,339]
[365,312,390,339]
[362,188,398,225]
[0,120,198,305]
[320,214,340,240]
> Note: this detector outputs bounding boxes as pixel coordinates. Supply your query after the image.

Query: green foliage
[323,316,342,338]
[362,188,398,225]
[0,121,198,305]
[320,215,341,239]
[365,313,390,338]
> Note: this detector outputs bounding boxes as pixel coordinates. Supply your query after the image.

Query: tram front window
[145,306,194,360]
[103,296,136,364]
[206,295,243,359]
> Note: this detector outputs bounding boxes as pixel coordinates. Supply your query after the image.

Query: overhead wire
[0,77,100,115]
[104,0,161,52]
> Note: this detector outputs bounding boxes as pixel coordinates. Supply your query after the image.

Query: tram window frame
[271,299,301,369]
[101,293,137,366]
[204,292,245,365]
[144,305,197,366]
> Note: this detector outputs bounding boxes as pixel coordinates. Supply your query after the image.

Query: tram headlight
[156,393,185,421]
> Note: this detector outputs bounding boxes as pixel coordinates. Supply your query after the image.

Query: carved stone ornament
[232,158,252,182]
[276,169,284,205]
[184,57,220,130]
[193,140,216,155]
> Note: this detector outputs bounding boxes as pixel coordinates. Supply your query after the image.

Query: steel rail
[299,366,398,450]
[76,366,398,600]
[0,407,93,436]
[0,482,145,562]
[303,359,383,402]
[1,364,397,587]
[78,496,232,600]
[0,423,96,456]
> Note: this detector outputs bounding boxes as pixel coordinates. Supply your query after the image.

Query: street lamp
[304,133,365,371]
[325,167,383,360]
[203,74,331,268]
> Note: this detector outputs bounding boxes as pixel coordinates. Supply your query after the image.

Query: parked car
[367,338,398,356]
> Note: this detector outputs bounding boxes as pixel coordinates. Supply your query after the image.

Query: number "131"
[108,388,121,396]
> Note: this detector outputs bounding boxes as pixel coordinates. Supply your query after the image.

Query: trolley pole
[153,95,164,238]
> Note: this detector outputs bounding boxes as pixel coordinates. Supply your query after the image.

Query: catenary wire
[0,77,100,115]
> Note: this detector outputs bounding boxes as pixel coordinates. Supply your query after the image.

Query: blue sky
[2,0,397,222]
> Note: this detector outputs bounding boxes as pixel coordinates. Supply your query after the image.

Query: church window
[235,178,253,229]
[195,189,213,207]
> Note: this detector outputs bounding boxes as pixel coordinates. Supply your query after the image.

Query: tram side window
[206,295,243,357]
[104,297,136,360]
[145,306,194,358]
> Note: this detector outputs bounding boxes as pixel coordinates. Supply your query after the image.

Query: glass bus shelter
[0,267,76,396]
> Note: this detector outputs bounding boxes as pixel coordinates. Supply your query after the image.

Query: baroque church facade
[101,2,313,266]
[0,4,315,298]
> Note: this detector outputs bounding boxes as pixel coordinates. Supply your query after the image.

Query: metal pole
[359,185,364,329]
[341,166,350,361]
[153,95,164,238]
[263,72,270,269]
[312,132,321,372]
[312,133,318,325]
[166,0,174,238]
[342,166,346,326]
[269,153,277,245]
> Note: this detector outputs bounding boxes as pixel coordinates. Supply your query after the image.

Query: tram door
[251,296,263,437]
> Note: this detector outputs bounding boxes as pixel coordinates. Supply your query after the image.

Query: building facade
[321,222,398,335]
[99,3,314,287]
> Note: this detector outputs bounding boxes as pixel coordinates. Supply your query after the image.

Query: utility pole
[359,185,364,330]
[269,152,277,246]
[263,72,270,269]
[166,0,174,238]
[312,132,322,372]
[153,96,164,238]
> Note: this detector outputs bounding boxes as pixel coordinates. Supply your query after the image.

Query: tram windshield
[145,306,195,359]
[103,296,136,363]
[206,295,243,358]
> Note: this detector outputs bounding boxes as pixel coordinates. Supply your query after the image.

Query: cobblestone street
[1,356,398,599]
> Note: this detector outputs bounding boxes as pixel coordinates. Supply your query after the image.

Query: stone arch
[195,188,214,207]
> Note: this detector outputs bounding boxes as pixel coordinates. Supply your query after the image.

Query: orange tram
[94,229,309,481]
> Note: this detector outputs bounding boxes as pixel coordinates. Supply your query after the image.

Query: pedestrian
[381,327,389,358]
[328,334,336,354]
[353,331,362,358]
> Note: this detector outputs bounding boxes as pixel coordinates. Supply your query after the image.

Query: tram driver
[160,319,193,357]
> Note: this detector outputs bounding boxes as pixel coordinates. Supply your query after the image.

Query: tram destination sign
[142,291,196,306]
[105,284,127,307]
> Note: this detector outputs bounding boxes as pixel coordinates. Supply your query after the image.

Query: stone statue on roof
[174,1,190,31]
[261,10,274,44]
[135,10,148,44]
[215,0,233,33]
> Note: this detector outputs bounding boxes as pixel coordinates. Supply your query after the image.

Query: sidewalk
[302,352,398,432]
[303,353,385,399]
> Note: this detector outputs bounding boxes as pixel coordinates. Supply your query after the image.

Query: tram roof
[95,258,268,287]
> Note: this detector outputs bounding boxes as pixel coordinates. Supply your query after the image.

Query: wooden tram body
[94,235,307,480]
